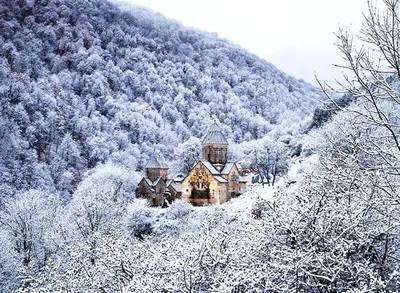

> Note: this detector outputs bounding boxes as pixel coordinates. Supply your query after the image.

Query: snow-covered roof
[144,177,153,186]
[181,160,242,185]
[157,156,169,169]
[220,162,235,175]
[239,176,248,183]
[214,176,228,183]
[172,173,185,182]
[169,182,182,193]
[202,121,228,145]
[143,176,162,187]
[145,155,162,169]
[200,160,220,175]
[153,177,161,186]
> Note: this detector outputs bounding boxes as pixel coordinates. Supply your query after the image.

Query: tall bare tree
[320,0,400,174]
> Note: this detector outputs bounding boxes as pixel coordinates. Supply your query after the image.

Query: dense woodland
[0,0,321,198]
[1,0,400,291]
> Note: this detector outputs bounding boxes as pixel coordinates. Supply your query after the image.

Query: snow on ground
[146,178,289,238]
[285,154,319,195]
[144,155,322,242]
[151,155,319,223]
[220,154,319,220]
[222,182,280,220]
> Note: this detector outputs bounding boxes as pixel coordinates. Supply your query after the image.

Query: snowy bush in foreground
[66,163,134,240]
[152,200,200,239]
[124,199,156,239]
[166,199,194,220]
[250,198,270,219]
[0,189,62,290]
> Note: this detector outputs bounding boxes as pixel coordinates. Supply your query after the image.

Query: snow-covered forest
[1,0,400,291]
[0,0,321,198]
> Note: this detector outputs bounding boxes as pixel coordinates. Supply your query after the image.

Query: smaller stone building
[135,155,181,206]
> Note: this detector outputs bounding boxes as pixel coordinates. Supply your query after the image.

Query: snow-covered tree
[0,189,62,290]
[65,163,137,264]
[171,137,201,174]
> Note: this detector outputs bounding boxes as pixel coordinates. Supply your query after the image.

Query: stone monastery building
[136,122,247,206]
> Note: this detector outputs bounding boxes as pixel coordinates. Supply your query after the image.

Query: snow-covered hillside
[1,0,400,291]
[0,0,322,197]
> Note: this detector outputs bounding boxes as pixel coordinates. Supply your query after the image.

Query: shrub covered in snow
[124,199,156,240]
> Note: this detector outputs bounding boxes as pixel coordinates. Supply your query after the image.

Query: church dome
[202,122,228,145]
[145,155,161,169]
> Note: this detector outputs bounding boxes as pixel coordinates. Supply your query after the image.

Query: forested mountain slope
[1,1,400,291]
[0,0,322,196]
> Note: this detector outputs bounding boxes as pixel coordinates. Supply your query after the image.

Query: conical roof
[202,122,228,145]
[145,154,161,169]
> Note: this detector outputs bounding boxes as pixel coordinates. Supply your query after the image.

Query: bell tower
[202,122,228,171]
[145,154,168,181]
